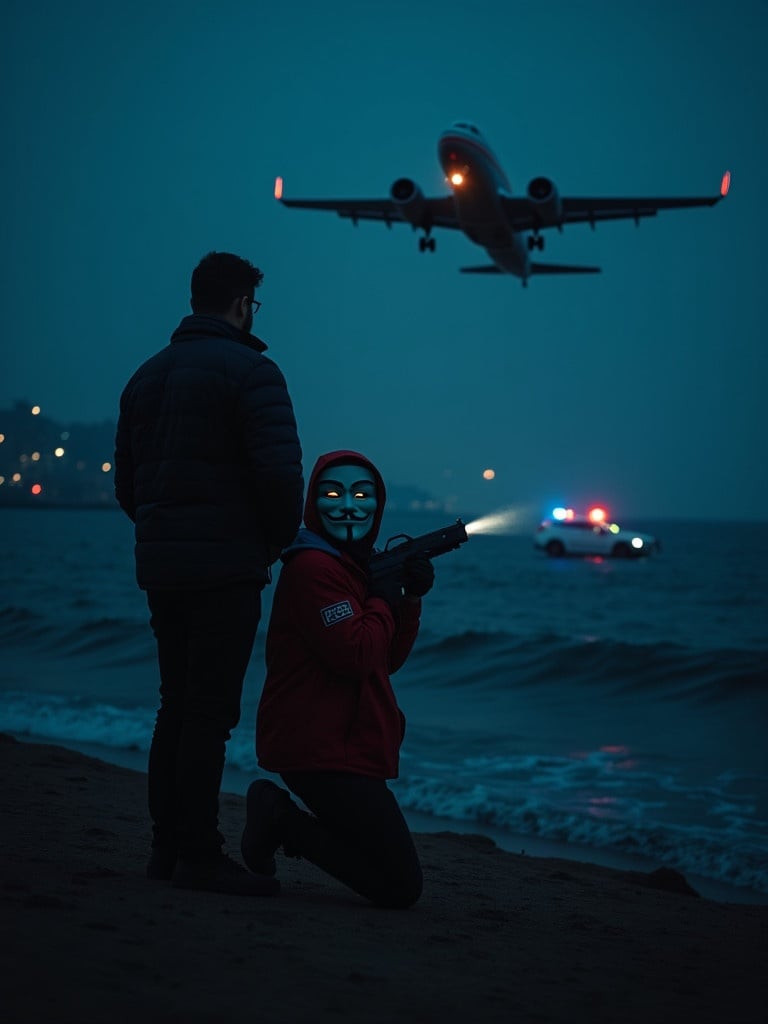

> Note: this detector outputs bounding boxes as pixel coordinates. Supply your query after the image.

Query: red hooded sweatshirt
[256,451,421,779]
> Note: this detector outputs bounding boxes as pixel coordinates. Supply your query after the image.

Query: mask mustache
[324,510,371,522]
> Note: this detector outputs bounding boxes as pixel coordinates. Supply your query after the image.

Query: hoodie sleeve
[285,550,397,680]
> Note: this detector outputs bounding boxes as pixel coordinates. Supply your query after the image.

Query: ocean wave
[408,630,768,700]
[392,773,768,895]
[0,605,154,665]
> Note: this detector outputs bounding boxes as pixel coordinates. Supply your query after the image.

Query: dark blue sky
[2,0,766,520]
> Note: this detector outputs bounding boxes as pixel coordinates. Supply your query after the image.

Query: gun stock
[369,518,468,586]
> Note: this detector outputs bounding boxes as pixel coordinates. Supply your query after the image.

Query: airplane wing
[278,195,460,229]
[500,191,725,232]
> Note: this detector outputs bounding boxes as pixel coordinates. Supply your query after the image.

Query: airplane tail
[529,262,601,275]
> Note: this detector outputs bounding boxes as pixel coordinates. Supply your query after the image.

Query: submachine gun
[369,518,469,588]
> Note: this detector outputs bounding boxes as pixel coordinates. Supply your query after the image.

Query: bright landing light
[450,172,464,186]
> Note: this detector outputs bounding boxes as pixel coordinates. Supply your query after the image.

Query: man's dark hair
[190,252,264,314]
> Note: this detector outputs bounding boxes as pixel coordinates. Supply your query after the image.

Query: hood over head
[304,450,386,559]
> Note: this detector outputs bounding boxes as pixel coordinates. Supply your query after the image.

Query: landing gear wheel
[527,234,544,252]
[419,236,436,253]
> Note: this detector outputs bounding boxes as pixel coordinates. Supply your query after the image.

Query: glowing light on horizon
[31,451,41,462]
[55,447,65,457]
[482,468,495,480]
[12,473,21,482]
[0,434,5,443]
[101,462,112,473]
[31,405,41,416]
[274,176,284,200]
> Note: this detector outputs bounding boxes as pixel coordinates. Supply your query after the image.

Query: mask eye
[354,491,369,499]
[323,489,340,499]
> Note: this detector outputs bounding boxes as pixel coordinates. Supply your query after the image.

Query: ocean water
[1,506,767,903]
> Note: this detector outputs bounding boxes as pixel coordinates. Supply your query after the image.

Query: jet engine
[526,177,562,225]
[390,177,427,227]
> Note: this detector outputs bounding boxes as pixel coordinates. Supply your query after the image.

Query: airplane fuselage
[437,124,529,275]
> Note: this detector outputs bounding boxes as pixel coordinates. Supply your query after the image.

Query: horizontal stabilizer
[530,262,601,275]
[459,264,503,274]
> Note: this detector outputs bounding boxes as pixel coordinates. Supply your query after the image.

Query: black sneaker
[241,780,293,876]
[146,847,177,881]
[171,852,280,897]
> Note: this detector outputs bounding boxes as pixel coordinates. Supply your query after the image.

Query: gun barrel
[370,519,468,582]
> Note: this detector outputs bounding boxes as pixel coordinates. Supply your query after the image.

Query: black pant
[280,771,423,909]
[146,583,261,860]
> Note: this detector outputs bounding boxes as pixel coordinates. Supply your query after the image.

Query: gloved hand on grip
[368,574,403,611]
[403,557,435,598]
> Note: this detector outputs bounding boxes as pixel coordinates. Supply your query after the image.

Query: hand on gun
[403,557,434,598]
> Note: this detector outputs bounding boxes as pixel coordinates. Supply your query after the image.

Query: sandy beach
[1,732,765,1024]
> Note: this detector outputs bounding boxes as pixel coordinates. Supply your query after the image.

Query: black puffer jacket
[114,314,303,590]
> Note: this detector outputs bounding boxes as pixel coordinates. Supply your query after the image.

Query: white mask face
[316,464,378,543]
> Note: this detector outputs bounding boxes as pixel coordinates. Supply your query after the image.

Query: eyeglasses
[250,298,262,315]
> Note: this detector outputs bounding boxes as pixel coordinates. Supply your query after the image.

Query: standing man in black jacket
[115,251,303,897]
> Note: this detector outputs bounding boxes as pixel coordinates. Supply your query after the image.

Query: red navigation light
[720,170,731,197]
[588,506,607,523]
[274,176,284,200]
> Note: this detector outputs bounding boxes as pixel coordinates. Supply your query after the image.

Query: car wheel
[546,540,565,557]
[612,542,631,558]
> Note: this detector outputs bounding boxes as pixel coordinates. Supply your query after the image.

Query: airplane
[274,121,730,285]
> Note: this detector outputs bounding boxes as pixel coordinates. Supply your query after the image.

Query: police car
[533,507,660,559]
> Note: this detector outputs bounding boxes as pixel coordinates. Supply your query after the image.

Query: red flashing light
[720,170,731,197]
[31,483,43,496]
[588,506,607,523]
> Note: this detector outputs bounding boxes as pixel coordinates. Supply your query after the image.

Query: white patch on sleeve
[321,600,354,627]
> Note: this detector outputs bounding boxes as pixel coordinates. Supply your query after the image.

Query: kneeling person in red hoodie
[243,450,433,908]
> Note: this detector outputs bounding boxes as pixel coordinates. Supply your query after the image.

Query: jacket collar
[170,313,268,352]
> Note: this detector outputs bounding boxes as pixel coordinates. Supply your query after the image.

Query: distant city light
[31,406,41,416]
[482,468,495,480]
[31,451,41,462]
[55,447,65,457]
[0,434,4,443]
[30,483,43,496]
[101,462,111,473]
[0,476,5,485]
[12,473,21,482]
